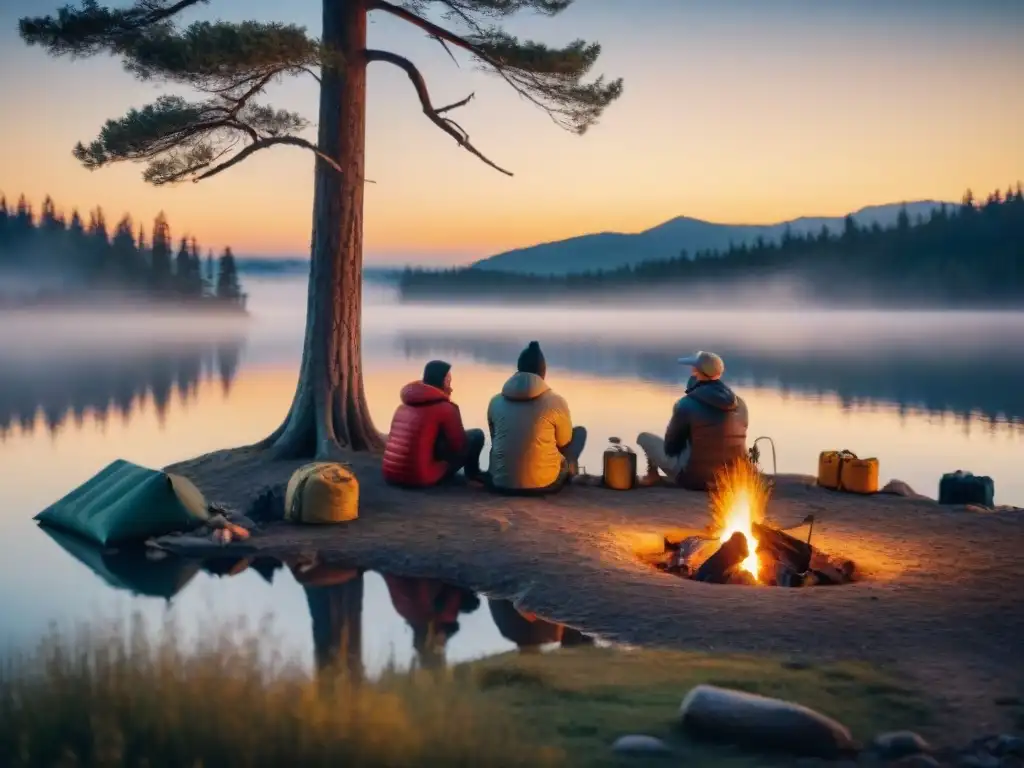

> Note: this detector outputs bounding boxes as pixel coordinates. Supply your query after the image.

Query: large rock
[871,730,931,760]
[678,684,856,758]
[880,479,923,498]
[611,734,671,755]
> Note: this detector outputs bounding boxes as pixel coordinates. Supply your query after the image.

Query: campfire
[709,458,767,581]
[652,459,856,587]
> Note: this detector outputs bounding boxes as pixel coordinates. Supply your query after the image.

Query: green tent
[35,459,209,547]
[42,526,201,601]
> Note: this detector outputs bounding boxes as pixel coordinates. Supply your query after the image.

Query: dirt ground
[168,447,1024,744]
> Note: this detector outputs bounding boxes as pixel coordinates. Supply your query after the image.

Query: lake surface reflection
[1,275,1022,658]
[34,524,594,677]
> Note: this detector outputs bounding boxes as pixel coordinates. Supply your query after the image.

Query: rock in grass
[678,684,855,758]
[611,734,671,755]
[871,731,931,759]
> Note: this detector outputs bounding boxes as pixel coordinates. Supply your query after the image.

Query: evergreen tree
[110,214,139,281]
[14,195,34,247]
[896,205,910,232]
[841,214,859,243]
[203,253,214,299]
[174,236,191,294]
[66,209,85,259]
[86,207,109,277]
[20,0,623,458]
[40,195,63,234]
[0,196,8,261]
[216,247,241,301]
[150,211,172,291]
[188,236,203,295]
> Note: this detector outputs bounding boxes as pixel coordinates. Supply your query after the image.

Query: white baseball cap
[677,350,725,380]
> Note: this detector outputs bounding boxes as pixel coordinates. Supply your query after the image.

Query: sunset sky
[1,0,1021,265]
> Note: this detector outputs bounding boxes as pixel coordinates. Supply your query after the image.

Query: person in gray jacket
[636,350,748,491]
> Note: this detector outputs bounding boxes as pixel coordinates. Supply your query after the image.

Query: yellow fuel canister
[838,456,879,494]
[603,438,638,491]
[818,450,879,494]
[817,450,849,490]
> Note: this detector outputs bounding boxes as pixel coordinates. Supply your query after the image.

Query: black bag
[938,470,995,507]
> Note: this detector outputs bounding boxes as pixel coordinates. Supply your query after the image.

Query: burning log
[752,521,812,575]
[694,531,750,584]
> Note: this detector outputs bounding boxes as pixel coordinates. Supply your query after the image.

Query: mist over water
[1,273,1022,675]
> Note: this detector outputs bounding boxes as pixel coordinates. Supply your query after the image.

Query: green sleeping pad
[35,459,209,547]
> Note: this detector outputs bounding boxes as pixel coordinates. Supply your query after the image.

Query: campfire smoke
[709,459,769,582]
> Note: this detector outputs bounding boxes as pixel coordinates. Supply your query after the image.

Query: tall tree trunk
[261,0,383,459]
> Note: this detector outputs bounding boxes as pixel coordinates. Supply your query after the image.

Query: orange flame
[709,458,770,581]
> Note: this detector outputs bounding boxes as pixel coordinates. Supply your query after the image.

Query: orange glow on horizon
[0,3,1021,264]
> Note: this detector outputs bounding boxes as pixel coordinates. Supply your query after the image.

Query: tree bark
[261,0,383,459]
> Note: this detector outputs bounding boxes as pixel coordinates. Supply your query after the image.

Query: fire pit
[650,460,856,587]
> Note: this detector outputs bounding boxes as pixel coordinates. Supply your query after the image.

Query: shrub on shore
[0,616,555,768]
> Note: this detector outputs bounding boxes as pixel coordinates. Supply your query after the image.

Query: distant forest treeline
[0,193,245,309]
[399,186,1024,306]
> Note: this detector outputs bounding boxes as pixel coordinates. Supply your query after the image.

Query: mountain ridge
[472,200,952,275]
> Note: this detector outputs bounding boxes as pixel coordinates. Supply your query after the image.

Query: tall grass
[0,615,558,768]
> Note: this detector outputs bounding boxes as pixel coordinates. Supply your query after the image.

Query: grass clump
[0,615,557,768]
[461,647,936,767]
[0,616,937,768]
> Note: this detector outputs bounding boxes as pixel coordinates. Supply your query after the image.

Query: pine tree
[86,207,110,278]
[66,209,85,254]
[174,236,191,294]
[150,211,172,292]
[110,215,139,282]
[896,205,910,232]
[40,195,63,234]
[216,247,242,301]
[20,0,623,458]
[0,196,8,263]
[188,236,203,296]
[204,250,215,295]
[14,195,33,235]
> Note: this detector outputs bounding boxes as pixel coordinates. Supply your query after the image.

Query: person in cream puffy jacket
[486,341,587,494]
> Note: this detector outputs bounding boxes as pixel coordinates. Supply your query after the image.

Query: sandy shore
[168,447,1024,742]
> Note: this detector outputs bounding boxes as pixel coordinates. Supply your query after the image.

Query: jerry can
[817,450,854,490]
[818,450,879,494]
[838,455,879,494]
[602,437,637,491]
[939,470,995,507]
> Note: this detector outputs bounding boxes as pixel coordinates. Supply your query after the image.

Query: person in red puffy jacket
[382,360,485,487]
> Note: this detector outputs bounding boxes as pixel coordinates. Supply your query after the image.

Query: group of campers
[381,340,749,494]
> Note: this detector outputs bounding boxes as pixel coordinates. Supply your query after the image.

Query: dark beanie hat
[516,340,546,378]
[422,360,451,389]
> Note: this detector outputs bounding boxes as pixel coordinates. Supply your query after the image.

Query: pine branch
[192,136,342,182]
[72,94,316,185]
[437,92,475,114]
[370,0,622,134]
[19,0,209,57]
[364,49,512,176]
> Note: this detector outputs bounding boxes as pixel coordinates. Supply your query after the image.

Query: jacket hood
[686,379,739,411]
[400,380,450,406]
[501,371,550,401]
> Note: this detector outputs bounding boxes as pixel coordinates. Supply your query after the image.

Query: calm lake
[2,275,1023,671]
